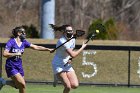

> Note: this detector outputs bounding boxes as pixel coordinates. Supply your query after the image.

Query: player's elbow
[69,53,78,58]
[70,55,76,58]
[3,52,9,58]
[67,49,78,58]
[3,53,6,57]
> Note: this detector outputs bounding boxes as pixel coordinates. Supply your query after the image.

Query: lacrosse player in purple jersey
[0,26,53,93]
[52,25,87,93]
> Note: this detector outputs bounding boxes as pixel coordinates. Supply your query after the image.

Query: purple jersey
[5,38,31,77]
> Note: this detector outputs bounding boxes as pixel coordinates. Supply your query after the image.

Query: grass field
[0,84,140,93]
[1,38,140,90]
[1,84,140,93]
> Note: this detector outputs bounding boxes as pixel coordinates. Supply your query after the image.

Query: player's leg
[6,80,18,88]
[11,73,26,93]
[0,77,19,90]
[66,71,79,89]
[57,72,71,93]
[53,74,58,87]
[0,77,6,90]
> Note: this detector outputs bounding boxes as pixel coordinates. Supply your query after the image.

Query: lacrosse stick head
[88,33,95,41]
[87,23,106,40]
[74,30,85,38]
[93,23,106,34]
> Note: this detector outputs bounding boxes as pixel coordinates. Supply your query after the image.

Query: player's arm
[3,49,21,58]
[30,44,53,51]
[66,42,87,58]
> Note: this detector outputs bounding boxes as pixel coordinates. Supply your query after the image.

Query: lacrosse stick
[50,30,85,53]
[85,23,106,44]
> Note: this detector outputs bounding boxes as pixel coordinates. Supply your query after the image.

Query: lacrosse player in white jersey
[52,25,87,93]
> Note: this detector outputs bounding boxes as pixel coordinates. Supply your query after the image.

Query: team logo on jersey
[12,49,24,53]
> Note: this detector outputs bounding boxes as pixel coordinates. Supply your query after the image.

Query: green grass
[2,38,140,86]
[1,84,140,93]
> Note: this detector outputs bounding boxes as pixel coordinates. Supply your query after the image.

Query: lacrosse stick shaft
[85,34,95,44]
[85,39,90,44]
[51,37,74,53]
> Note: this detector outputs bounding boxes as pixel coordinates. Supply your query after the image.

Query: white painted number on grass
[81,50,97,78]
[137,57,140,78]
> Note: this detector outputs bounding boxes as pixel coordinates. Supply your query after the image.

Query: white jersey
[52,36,75,74]
[52,36,75,65]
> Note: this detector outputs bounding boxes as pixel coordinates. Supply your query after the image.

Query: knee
[65,84,72,90]
[71,83,79,89]
[16,82,26,89]
[21,82,26,88]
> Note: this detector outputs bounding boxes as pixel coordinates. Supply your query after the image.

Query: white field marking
[137,57,140,78]
[81,50,97,78]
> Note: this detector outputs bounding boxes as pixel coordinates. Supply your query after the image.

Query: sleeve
[24,40,31,48]
[5,40,12,51]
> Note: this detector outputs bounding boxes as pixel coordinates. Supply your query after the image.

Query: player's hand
[64,59,72,67]
[50,49,55,53]
[82,42,87,49]
[14,52,22,56]
[67,59,72,64]
[14,52,22,59]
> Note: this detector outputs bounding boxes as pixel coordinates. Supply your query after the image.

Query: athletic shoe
[0,78,6,90]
